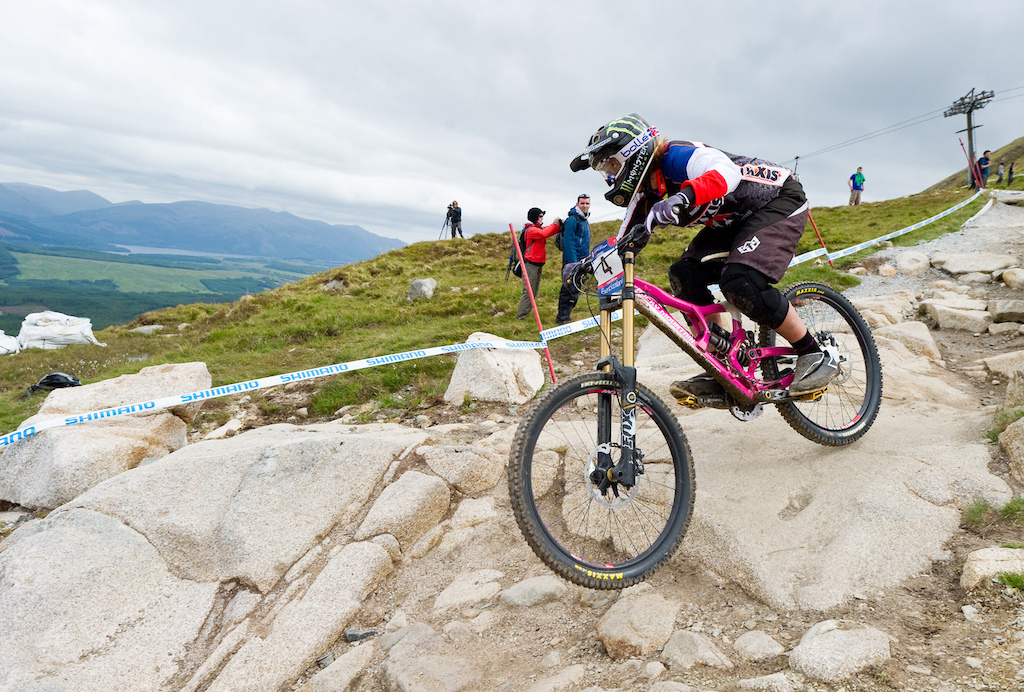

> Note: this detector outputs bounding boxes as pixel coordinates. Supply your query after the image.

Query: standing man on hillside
[848,167,865,206]
[516,208,562,320]
[446,201,463,238]
[977,151,992,189]
[556,194,592,325]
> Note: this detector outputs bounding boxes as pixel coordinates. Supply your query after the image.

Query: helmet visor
[593,155,623,178]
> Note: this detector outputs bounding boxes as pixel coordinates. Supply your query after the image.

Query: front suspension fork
[593,253,641,490]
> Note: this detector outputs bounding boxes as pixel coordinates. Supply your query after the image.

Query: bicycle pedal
[793,388,827,402]
[675,394,703,409]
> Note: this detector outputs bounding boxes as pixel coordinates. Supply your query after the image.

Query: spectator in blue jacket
[556,194,592,324]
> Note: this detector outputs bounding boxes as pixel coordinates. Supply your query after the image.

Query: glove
[618,224,651,256]
[562,260,589,289]
[646,189,695,229]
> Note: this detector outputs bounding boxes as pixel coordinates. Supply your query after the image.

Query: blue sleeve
[563,216,579,263]
[661,144,697,185]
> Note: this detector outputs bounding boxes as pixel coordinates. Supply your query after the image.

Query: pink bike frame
[631,278,796,405]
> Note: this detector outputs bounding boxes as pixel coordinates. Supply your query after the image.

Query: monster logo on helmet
[570,114,660,207]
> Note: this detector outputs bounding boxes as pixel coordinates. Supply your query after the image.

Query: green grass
[997,572,1024,590]
[961,497,1024,533]
[987,408,1024,443]
[0,187,994,435]
[999,497,1024,522]
[961,498,994,529]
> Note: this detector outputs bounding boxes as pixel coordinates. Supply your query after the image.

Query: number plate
[591,240,624,296]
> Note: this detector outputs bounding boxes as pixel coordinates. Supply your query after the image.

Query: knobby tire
[508,373,694,589]
[759,281,883,445]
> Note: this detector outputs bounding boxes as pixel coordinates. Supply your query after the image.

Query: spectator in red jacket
[516,207,562,320]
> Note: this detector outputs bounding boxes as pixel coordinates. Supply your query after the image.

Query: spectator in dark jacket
[516,208,562,320]
[446,201,463,238]
[977,151,992,188]
[556,194,592,324]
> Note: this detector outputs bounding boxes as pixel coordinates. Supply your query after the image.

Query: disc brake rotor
[585,444,639,508]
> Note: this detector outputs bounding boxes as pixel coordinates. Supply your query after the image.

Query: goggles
[592,155,624,178]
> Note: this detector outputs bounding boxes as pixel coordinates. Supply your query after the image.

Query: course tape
[0,192,986,447]
[822,190,982,262]
[0,339,545,448]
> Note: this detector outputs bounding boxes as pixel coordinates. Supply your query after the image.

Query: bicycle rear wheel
[759,281,882,445]
[508,373,694,589]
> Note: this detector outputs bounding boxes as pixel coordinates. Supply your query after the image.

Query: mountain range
[0,182,404,264]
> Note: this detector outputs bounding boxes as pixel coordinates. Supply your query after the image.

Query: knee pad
[719,264,788,329]
[668,258,715,305]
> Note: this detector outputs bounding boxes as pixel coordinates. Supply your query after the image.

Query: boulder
[734,630,785,662]
[894,251,930,276]
[407,278,437,301]
[999,417,1024,483]
[960,546,1024,590]
[982,350,1024,378]
[433,569,504,612]
[444,331,544,405]
[661,630,734,670]
[597,593,679,660]
[929,252,1018,275]
[789,621,891,683]
[988,299,1024,323]
[499,575,568,607]
[925,304,992,332]
[920,296,989,313]
[873,321,942,360]
[850,292,916,325]
[0,362,213,509]
[1002,267,1024,288]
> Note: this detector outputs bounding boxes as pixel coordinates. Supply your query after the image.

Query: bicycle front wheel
[508,373,694,589]
[760,281,883,446]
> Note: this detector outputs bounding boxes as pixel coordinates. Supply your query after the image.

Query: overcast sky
[2,1,1022,245]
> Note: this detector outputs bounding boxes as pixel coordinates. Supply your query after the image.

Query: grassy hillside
[926,135,1024,192]
[0,187,988,436]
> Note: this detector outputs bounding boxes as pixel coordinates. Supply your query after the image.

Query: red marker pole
[806,211,834,268]
[510,223,557,383]
[960,138,985,190]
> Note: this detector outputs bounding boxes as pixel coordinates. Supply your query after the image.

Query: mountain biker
[568,113,838,396]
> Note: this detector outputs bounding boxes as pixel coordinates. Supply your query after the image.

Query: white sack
[17,311,106,350]
[0,330,19,355]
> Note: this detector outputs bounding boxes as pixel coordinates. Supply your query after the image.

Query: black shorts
[680,176,808,283]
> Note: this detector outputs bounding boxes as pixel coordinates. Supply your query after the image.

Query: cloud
[0,0,1021,243]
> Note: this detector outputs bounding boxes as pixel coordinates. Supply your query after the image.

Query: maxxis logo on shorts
[737,236,761,254]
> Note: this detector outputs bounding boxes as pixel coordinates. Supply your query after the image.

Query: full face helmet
[570,114,659,207]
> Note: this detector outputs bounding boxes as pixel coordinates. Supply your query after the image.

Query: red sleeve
[680,170,729,205]
[538,221,561,239]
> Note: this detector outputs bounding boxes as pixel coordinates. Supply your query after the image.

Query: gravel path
[843,191,1024,299]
